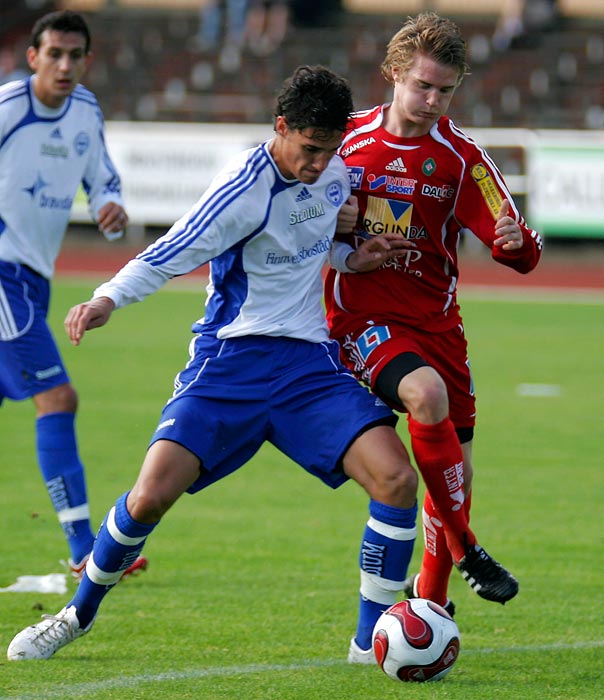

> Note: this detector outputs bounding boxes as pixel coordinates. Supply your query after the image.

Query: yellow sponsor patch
[471,163,502,219]
[363,196,413,236]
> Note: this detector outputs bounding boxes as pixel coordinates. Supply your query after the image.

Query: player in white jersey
[8,64,421,662]
[0,11,146,580]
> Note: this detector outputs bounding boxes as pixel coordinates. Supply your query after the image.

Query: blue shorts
[149,335,397,492]
[0,262,70,403]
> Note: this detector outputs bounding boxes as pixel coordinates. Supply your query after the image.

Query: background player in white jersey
[0,11,146,580]
[325,12,542,650]
[8,64,421,662]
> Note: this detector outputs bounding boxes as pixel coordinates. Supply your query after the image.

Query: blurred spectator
[195,0,249,71]
[0,48,29,86]
[492,0,559,51]
[246,0,290,56]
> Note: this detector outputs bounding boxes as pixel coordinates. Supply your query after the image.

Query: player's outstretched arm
[64,296,115,346]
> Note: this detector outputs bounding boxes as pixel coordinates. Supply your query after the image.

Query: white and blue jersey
[0,76,124,280]
[93,141,395,487]
[93,141,349,343]
[0,77,124,401]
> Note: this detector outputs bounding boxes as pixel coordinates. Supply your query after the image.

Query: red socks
[407,415,476,563]
[417,491,453,606]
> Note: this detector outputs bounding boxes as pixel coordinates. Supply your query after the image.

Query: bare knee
[126,486,169,524]
[125,441,202,524]
[399,367,448,423]
[373,465,418,508]
[343,425,418,508]
[34,383,78,416]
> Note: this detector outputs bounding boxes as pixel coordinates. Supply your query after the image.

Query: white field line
[2,640,603,700]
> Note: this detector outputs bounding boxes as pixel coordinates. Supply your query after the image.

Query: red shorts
[336,322,476,428]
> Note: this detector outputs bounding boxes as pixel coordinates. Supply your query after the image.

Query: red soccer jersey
[325,106,543,336]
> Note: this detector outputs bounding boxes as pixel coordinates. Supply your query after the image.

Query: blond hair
[381,12,470,86]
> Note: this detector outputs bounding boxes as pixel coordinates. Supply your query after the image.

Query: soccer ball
[372,598,460,682]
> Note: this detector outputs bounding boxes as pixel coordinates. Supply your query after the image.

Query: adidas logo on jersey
[295,187,312,202]
[50,127,62,139]
[385,157,407,173]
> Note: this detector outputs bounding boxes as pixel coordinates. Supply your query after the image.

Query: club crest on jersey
[363,195,413,235]
[347,166,364,190]
[74,131,90,156]
[422,158,436,176]
[325,181,345,207]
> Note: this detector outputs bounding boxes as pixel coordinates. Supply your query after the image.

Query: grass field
[0,279,602,700]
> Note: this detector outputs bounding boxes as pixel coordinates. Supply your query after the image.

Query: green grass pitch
[0,279,602,699]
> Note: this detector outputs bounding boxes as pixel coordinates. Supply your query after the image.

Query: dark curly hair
[274,65,354,134]
[31,10,91,54]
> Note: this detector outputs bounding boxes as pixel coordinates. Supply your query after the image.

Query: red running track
[55,242,604,291]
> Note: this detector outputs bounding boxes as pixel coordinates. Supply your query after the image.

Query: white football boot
[347,637,376,664]
[7,605,92,660]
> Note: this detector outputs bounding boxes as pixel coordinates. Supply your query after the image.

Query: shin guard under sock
[71,492,156,628]
[407,416,476,562]
[354,499,417,650]
[36,412,95,562]
[417,491,453,606]
[417,487,474,606]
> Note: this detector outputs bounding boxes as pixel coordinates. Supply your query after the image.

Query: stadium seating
[3,3,603,128]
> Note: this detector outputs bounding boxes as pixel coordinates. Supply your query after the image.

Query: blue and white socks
[71,492,156,628]
[36,412,95,563]
[354,499,417,650]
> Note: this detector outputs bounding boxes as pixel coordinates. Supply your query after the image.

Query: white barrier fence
[72,122,604,239]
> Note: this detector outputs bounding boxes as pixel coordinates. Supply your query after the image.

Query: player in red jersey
[326,12,542,655]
